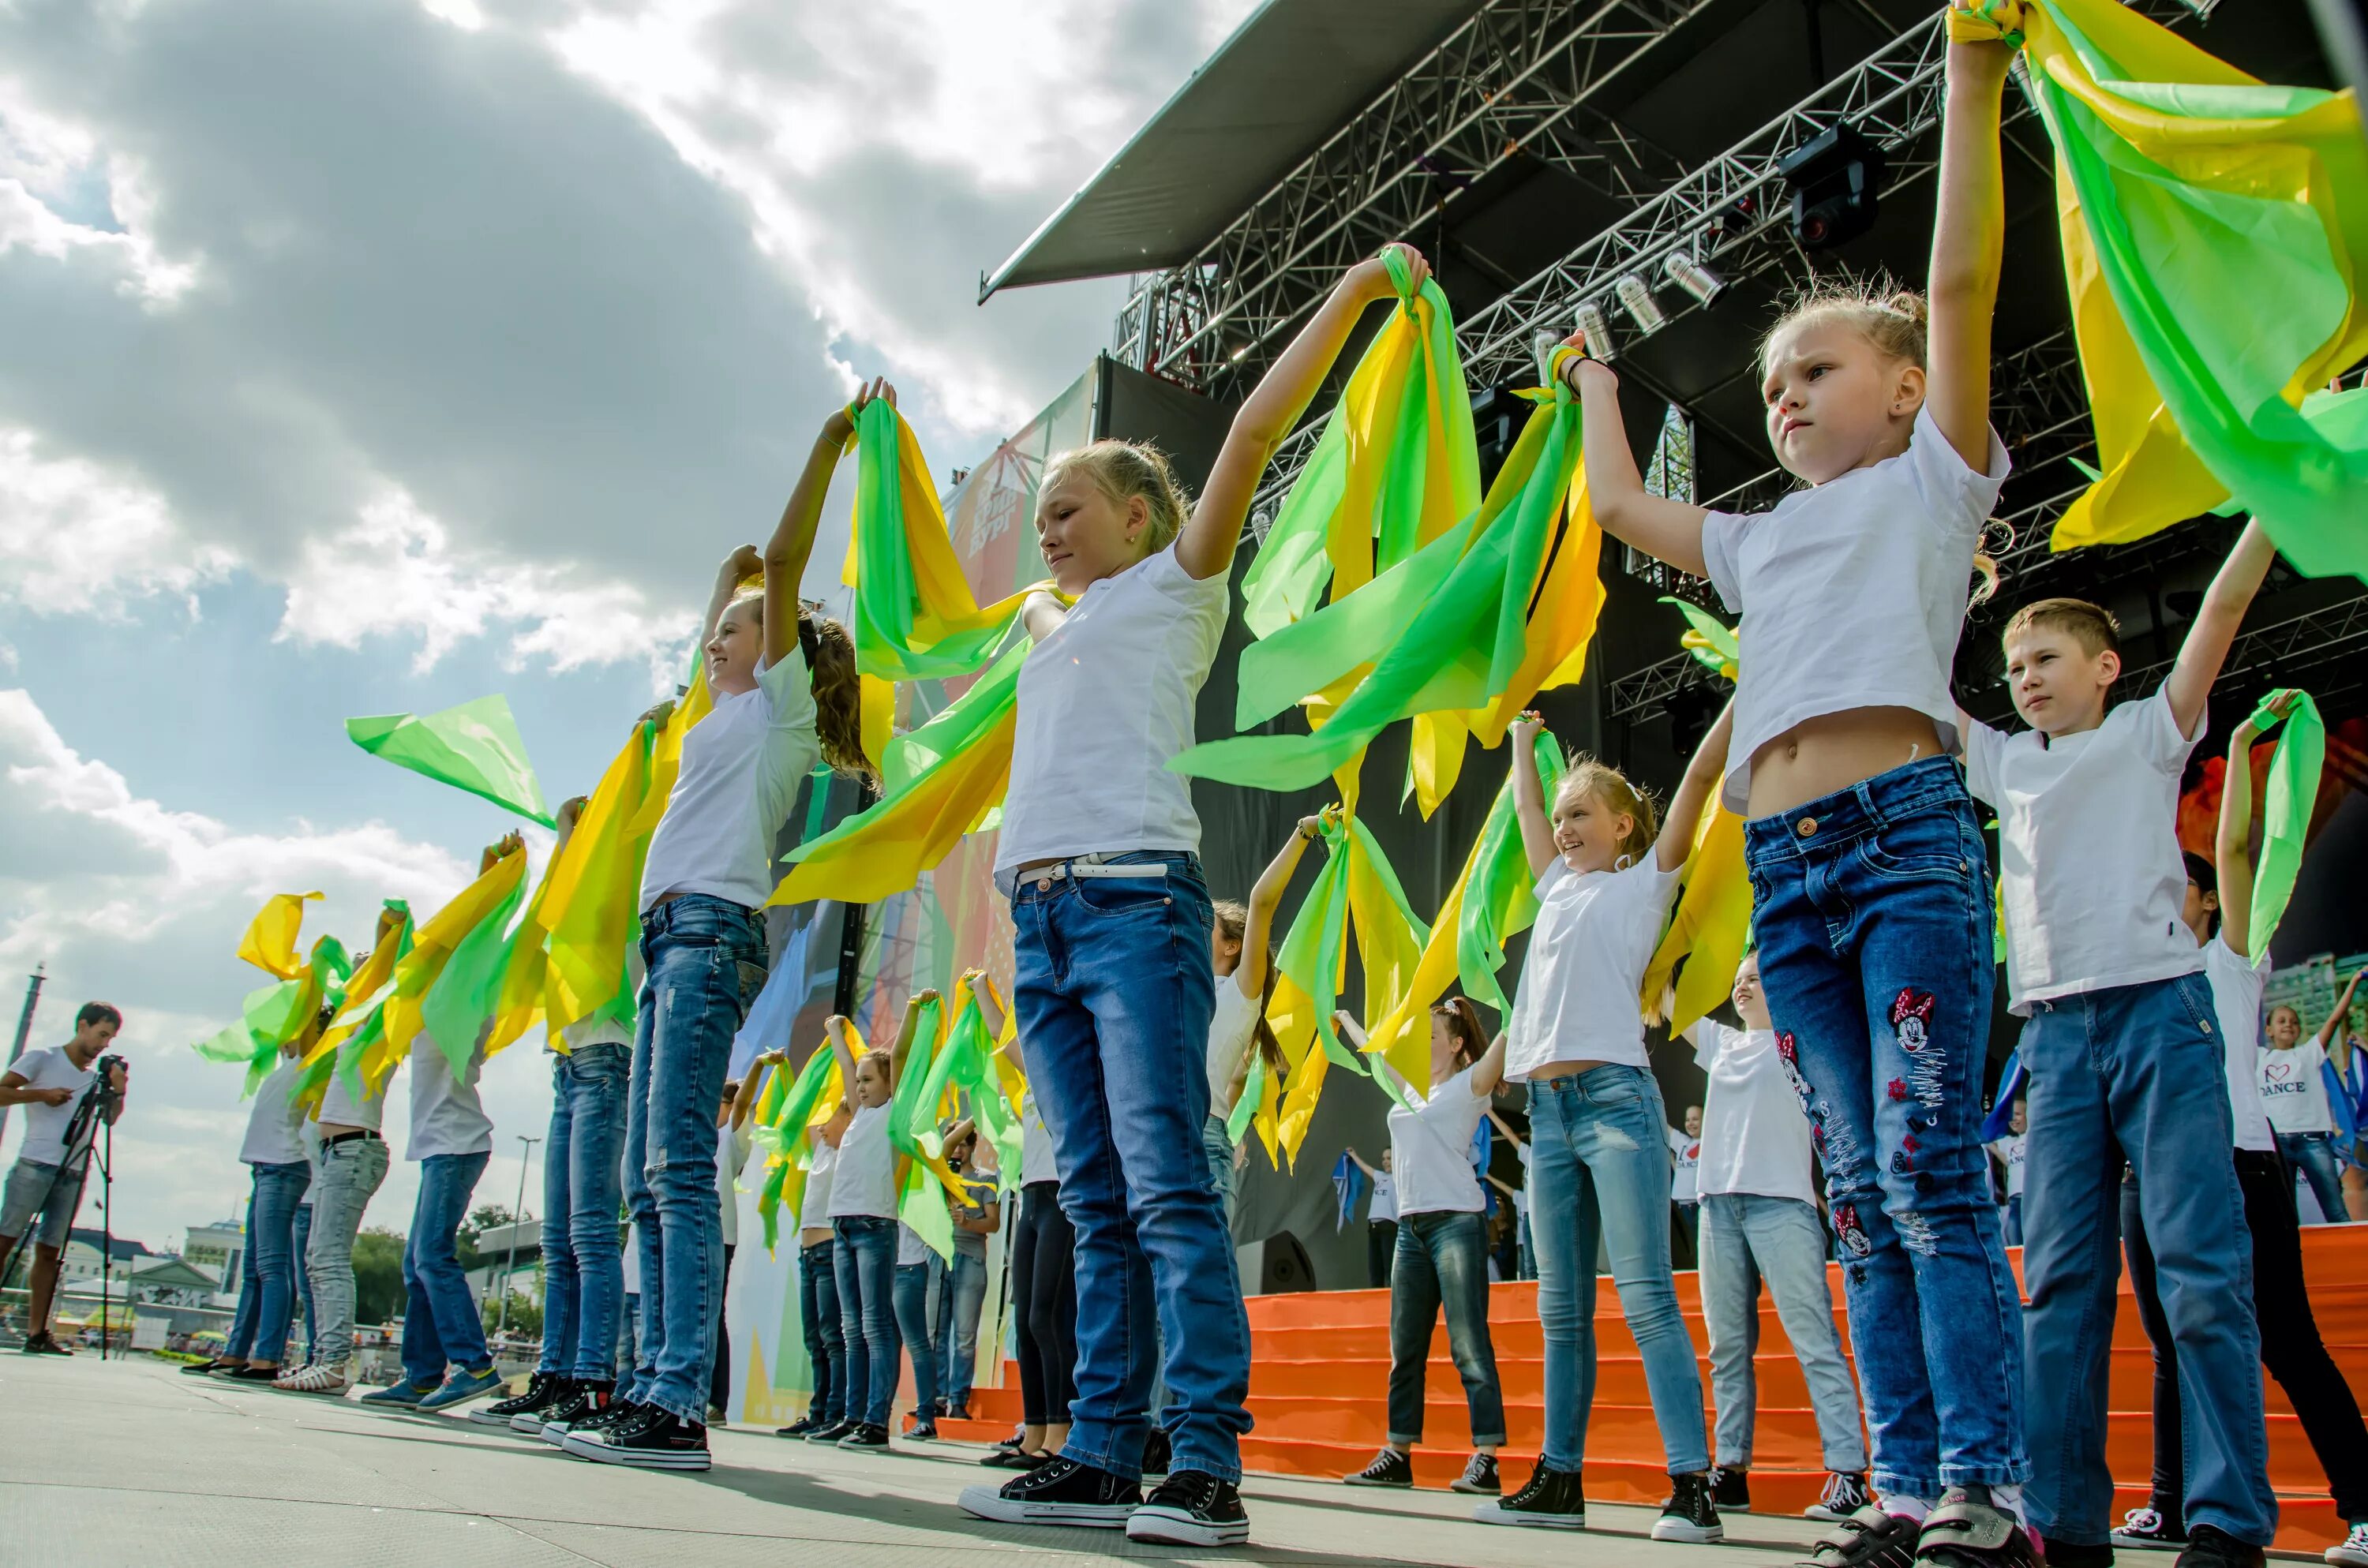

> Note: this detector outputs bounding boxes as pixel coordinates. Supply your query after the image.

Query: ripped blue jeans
[1743,757,2026,1499]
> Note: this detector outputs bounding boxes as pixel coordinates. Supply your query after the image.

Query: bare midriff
[318,1123,365,1138]
[800,1226,832,1248]
[1527,1058,1609,1082]
[1744,706,1948,819]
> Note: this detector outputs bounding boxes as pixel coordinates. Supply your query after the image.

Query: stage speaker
[1779,122,1886,250]
[1254,1231,1317,1295]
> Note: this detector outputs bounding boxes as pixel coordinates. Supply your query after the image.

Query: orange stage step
[950,1227,2368,1553]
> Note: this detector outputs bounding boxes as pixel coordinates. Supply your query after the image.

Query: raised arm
[2164,522,2277,739]
[826,1016,860,1091]
[1561,350,1710,576]
[2320,971,2363,1071]
[1179,245,1429,582]
[1240,813,1325,997]
[1655,698,1735,873]
[887,989,939,1088]
[736,1050,786,1128]
[1509,712,1558,879]
[1925,10,2014,468]
[2214,694,2281,960]
[1467,1031,1511,1098]
[763,380,887,667]
[1344,1147,1384,1181]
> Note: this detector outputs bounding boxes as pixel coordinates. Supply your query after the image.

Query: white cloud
[0,425,230,613]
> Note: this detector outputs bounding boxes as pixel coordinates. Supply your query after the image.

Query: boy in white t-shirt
[1984,1102,2026,1247]
[1960,522,2279,1559]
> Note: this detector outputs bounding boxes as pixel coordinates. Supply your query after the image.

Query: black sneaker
[903,1413,939,1442]
[2111,1510,2186,1552]
[180,1357,230,1375]
[774,1413,826,1439]
[1141,1427,1171,1477]
[1809,1473,1876,1523]
[2173,1527,2264,1568]
[224,1364,285,1382]
[533,1380,611,1439]
[1344,1447,1413,1488]
[571,1405,711,1471]
[945,1400,971,1421]
[807,1419,860,1444]
[21,1330,72,1356]
[1915,1486,2040,1568]
[1474,1460,1586,1529]
[481,1372,568,1429]
[980,1446,1049,1469]
[1802,1505,1924,1568]
[836,1421,891,1450]
[1654,1470,1725,1543]
[1453,1453,1502,1495]
[959,1455,1142,1529]
[549,1396,635,1450]
[1128,1470,1250,1547]
[1713,1465,1752,1510]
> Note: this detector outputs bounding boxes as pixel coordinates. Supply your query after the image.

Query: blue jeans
[1743,755,2025,1497]
[1700,1192,1867,1473]
[2021,975,2274,1545]
[2001,1194,2023,1247]
[1527,1066,1708,1474]
[1202,1113,1238,1225]
[1388,1209,1504,1446]
[622,894,767,1424]
[834,1216,900,1426]
[942,1250,988,1411]
[800,1240,843,1424]
[2279,1131,2348,1224]
[539,1042,630,1379]
[241,1161,309,1365]
[400,1150,492,1386]
[223,1187,263,1360]
[1010,853,1252,1483]
[290,1203,318,1361]
[894,1253,944,1417]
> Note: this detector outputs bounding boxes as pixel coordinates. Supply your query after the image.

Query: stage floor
[4,1354,1859,1567]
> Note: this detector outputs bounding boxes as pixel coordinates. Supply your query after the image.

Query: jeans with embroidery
[2021,975,2274,1545]
[399,1150,493,1386]
[1742,755,2025,1497]
[1009,852,1251,1483]
[538,1042,630,1379]
[622,894,768,1424]
[1527,1065,1707,1474]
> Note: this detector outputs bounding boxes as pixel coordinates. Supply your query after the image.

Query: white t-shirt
[1668,1125,1701,1202]
[1512,1143,1531,1219]
[717,1122,752,1248]
[8,1047,96,1166]
[997,544,1230,873]
[2202,937,2278,1154]
[1688,1020,1817,1206]
[897,1222,931,1267]
[2261,1040,2336,1136]
[407,1030,493,1161]
[1385,1066,1491,1218]
[1700,406,2006,812]
[1988,1132,2028,1199]
[1206,974,1261,1110]
[639,649,821,912]
[829,1102,897,1218]
[1967,689,2205,1015]
[799,1141,839,1234]
[240,1056,309,1167]
[1367,1171,1397,1223]
[1020,1091,1058,1186]
[555,1012,633,1057]
[1505,855,1680,1080]
[317,1054,387,1132]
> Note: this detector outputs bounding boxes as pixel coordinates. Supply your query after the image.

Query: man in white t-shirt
[1985,1102,2028,1247]
[0,1002,128,1354]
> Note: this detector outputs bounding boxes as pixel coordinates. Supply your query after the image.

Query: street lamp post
[494,1134,541,1342]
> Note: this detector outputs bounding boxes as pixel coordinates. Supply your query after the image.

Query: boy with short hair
[1959,521,2279,1568]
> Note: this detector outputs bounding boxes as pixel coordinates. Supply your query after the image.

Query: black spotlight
[1778,122,1886,249]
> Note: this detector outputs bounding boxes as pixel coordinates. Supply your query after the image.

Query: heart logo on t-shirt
[2266,1061,2295,1082]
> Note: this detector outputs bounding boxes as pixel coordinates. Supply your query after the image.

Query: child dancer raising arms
[957,245,1438,1550]
[1561,9,2029,1562]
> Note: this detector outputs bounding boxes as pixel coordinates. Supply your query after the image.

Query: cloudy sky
[0,0,1257,1256]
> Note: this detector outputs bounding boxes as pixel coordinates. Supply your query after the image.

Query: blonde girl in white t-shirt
[1551,10,2029,1544]
[957,246,1438,1549]
[1474,702,1730,1539]
[822,995,929,1449]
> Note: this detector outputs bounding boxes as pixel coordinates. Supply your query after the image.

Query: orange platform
[941,1227,2368,1553]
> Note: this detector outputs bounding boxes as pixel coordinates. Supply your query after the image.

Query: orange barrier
[942,1226,2368,1551]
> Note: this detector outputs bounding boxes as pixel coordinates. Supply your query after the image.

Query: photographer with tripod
[0,1001,129,1354]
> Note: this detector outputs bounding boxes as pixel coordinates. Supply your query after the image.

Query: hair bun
[1883,290,1930,327]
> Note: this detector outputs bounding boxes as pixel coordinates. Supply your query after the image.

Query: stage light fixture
[1778,121,1886,250]
[1572,298,1616,360]
[1613,273,1666,335]
[1663,251,1726,306]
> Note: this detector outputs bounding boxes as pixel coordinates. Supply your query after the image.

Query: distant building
[58,1229,155,1286]
[182,1219,245,1308]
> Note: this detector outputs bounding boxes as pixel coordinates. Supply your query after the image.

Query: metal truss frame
[1112,0,1719,389]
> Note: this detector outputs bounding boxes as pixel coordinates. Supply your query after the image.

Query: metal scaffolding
[1111,0,1717,388]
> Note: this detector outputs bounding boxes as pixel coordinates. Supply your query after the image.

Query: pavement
[0,1354,1839,1567]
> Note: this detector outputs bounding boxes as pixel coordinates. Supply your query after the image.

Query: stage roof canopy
[980,0,1486,298]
